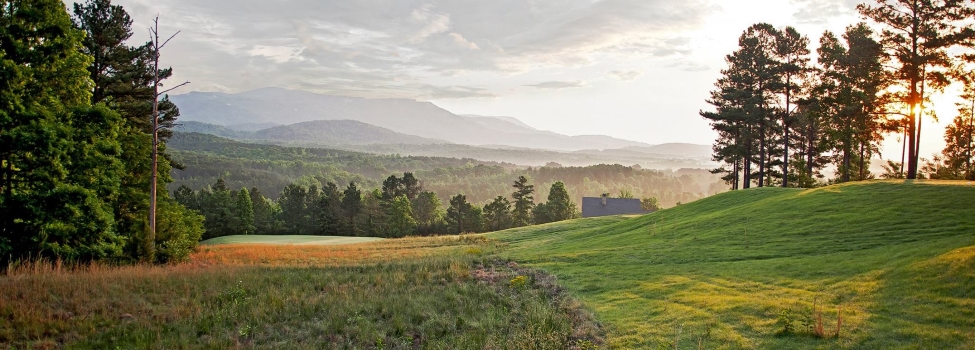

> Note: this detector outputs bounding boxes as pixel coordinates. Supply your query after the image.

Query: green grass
[201,235,384,246]
[491,180,975,349]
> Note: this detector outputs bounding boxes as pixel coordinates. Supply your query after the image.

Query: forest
[168,132,722,212]
[703,2,975,188]
[0,0,202,264]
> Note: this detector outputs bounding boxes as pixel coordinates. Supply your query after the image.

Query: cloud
[409,4,452,43]
[667,60,710,72]
[608,70,643,81]
[448,33,480,50]
[790,0,861,24]
[524,80,588,90]
[108,0,713,99]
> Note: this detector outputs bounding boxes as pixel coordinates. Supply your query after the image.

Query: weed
[509,275,528,289]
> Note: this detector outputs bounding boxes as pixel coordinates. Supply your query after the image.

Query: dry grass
[0,235,601,349]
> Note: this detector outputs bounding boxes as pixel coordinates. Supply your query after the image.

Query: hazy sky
[91,0,966,158]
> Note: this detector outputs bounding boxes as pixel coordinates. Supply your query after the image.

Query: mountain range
[171,88,665,152]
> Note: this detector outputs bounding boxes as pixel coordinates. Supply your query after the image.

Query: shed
[581,196,653,218]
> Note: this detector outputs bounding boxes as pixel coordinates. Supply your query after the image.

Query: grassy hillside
[491,180,975,349]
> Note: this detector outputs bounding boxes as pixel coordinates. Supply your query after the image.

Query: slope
[491,180,975,349]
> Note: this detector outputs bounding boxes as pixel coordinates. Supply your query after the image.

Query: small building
[581,196,653,218]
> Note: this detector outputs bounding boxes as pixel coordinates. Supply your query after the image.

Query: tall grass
[0,236,602,349]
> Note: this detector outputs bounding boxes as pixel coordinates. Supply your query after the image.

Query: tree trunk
[783,76,791,188]
[743,136,752,189]
[759,122,766,188]
[806,120,815,184]
[968,97,974,179]
[859,142,866,181]
[147,23,161,262]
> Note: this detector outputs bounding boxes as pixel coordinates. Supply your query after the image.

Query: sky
[88,0,970,160]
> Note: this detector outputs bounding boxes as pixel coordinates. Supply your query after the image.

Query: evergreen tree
[446,194,474,234]
[816,24,886,182]
[702,24,783,189]
[532,203,552,225]
[249,187,274,234]
[278,184,307,234]
[234,188,255,235]
[413,191,444,234]
[315,182,344,235]
[483,196,512,231]
[361,189,386,237]
[859,0,975,179]
[341,182,363,235]
[776,27,812,187]
[400,172,422,201]
[511,176,535,227]
[544,182,576,222]
[381,175,401,201]
[940,75,975,180]
[72,0,194,261]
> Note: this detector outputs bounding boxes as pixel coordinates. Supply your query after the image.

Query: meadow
[0,237,602,349]
[3,180,973,349]
[492,180,975,349]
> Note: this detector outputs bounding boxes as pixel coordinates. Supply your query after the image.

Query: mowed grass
[491,180,975,349]
[0,236,601,349]
[201,235,384,246]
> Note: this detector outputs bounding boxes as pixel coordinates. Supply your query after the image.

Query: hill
[175,120,447,146]
[170,88,659,152]
[491,180,975,348]
[253,120,446,145]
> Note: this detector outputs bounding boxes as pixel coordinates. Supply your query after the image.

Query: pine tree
[341,182,363,235]
[483,196,512,231]
[278,184,307,234]
[816,24,885,182]
[412,191,444,234]
[447,194,474,234]
[234,188,255,235]
[858,0,975,179]
[544,182,576,222]
[249,187,274,234]
[511,176,535,226]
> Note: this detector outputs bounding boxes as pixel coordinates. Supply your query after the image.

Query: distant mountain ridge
[175,120,446,146]
[171,88,657,151]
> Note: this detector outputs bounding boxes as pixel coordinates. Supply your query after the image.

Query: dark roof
[581,197,652,218]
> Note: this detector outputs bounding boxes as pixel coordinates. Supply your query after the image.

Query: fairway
[200,235,384,246]
[491,180,975,349]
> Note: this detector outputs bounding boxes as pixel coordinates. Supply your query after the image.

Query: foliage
[858,0,975,179]
[641,197,661,211]
[0,0,128,262]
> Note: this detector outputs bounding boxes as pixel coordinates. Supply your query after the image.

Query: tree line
[0,0,202,263]
[169,133,721,209]
[174,173,580,239]
[703,0,975,188]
